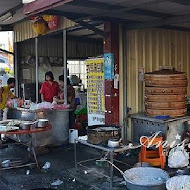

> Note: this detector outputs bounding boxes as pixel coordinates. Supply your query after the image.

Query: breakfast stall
[6,107,71,146]
[3,14,103,147]
[131,69,190,145]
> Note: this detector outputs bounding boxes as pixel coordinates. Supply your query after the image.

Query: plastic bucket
[69,129,78,144]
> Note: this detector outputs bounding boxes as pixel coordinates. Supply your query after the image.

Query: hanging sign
[30,15,58,35]
[42,15,58,31]
[104,53,114,79]
[86,58,105,126]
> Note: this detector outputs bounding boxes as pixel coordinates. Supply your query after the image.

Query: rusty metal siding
[126,28,190,114]
[14,17,76,42]
[17,37,103,59]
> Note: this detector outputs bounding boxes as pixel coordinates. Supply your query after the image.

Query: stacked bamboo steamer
[145,69,188,118]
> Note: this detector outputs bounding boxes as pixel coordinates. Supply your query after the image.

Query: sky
[0,31,13,51]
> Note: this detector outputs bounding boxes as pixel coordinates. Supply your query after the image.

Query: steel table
[0,124,51,170]
[74,138,139,189]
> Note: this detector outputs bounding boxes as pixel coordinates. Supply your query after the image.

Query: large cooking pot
[87,125,121,145]
[37,119,49,128]
[123,167,169,190]
[20,121,36,130]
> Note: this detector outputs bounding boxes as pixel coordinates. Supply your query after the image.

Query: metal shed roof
[21,0,190,40]
[2,0,190,38]
[23,0,190,29]
[0,0,26,30]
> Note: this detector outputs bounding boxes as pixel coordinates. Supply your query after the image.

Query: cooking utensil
[20,121,37,130]
[108,138,121,148]
[87,125,121,145]
[123,167,169,190]
[37,119,49,128]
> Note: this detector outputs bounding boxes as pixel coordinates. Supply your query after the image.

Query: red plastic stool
[139,137,166,169]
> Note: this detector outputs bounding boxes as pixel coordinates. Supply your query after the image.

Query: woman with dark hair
[56,75,75,108]
[40,71,60,102]
[56,75,76,128]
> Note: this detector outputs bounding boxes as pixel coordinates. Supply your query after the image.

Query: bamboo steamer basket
[145,101,187,109]
[145,94,187,102]
[145,87,187,95]
[145,108,187,118]
[145,70,187,79]
[145,70,187,87]
[145,79,187,87]
[144,69,188,118]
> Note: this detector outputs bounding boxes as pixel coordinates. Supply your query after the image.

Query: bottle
[13,99,18,108]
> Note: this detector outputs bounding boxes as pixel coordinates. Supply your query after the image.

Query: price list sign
[86,58,105,126]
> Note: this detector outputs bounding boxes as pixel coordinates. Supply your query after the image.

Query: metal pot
[108,138,121,148]
[123,167,169,190]
[37,119,49,128]
[87,125,121,145]
[20,121,34,130]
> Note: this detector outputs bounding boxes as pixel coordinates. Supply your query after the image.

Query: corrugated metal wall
[14,17,76,42]
[17,36,103,59]
[126,28,190,114]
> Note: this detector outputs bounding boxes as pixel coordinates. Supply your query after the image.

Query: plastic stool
[139,137,166,169]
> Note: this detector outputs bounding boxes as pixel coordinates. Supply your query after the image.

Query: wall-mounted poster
[86,58,105,126]
[104,53,114,79]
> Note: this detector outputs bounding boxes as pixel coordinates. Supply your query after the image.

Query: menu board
[86,58,105,126]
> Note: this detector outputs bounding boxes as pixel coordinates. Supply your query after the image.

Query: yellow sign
[86,58,105,126]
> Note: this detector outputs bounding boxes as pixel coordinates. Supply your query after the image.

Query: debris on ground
[168,146,189,168]
[42,162,51,169]
[26,170,30,175]
[166,175,190,190]
[51,179,63,186]
[1,160,10,167]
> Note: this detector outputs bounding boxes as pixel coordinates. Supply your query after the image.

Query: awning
[0,0,26,31]
[23,0,190,31]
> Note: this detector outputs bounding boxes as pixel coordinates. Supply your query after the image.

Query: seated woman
[56,75,76,128]
[56,75,76,109]
[40,71,60,103]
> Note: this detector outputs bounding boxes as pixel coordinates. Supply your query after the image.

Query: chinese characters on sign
[42,15,58,31]
[86,58,105,126]
[30,15,58,35]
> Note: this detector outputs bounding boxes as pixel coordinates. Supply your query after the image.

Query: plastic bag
[6,99,13,108]
[51,179,63,186]
[53,104,69,110]
[30,103,38,110]
[168,146,189,168]
[166,175,190,190]
[37,102,52,109]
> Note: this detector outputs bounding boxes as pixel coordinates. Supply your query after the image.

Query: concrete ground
[0,142,139,190]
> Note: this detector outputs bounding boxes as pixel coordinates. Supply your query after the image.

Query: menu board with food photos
[86,58,105,126]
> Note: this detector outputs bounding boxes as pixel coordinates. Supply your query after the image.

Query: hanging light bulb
[22,0,36,4]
